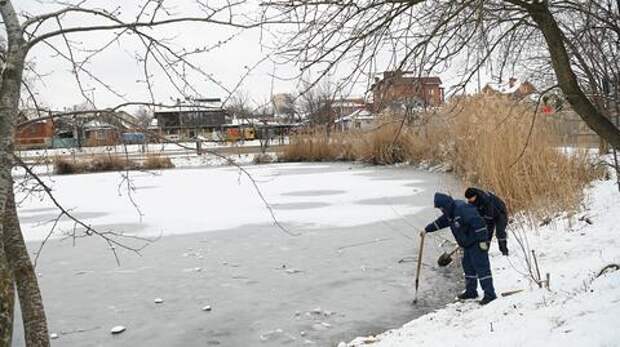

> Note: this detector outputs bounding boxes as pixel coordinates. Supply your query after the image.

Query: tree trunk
[0,2,35,345]
[521,2,620,149]
[0,231,15,347]
[3,184,49,347]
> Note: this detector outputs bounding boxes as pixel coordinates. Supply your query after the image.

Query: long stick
[413,231,426,304]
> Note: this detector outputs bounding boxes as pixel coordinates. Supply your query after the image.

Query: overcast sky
[14,0,498,112]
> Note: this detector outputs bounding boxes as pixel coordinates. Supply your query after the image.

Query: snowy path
[14,163,463,346]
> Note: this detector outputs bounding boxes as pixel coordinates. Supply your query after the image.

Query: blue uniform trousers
[461,244,496,298]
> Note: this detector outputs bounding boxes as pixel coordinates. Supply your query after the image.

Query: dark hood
[434,192,455,215]
[465,187,485,206]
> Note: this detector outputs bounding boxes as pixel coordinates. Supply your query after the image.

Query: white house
[335,109,376,130]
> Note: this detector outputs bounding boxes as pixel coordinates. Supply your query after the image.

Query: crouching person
[422,192,497,305]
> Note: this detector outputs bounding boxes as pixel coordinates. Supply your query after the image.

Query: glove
[424,224,434,233]
[498,240,509,256]
[479,242,489,251]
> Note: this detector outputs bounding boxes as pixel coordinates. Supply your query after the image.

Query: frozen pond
[14,163,462,346]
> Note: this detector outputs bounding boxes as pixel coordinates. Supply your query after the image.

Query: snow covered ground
[346,178,620,347]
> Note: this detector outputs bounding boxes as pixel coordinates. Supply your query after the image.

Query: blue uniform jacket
[425,193,489,248]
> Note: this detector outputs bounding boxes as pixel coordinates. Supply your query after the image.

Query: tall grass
[441,96,604,215]
[280,95,605,216]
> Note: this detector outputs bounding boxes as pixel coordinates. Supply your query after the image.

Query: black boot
[479,294,497,305]
[457,291,478,300]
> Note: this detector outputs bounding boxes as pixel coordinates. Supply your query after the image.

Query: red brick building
[16,120,54,149]
[370,71,444,111]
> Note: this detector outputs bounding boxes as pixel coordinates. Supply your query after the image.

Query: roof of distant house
[335,109,375,123]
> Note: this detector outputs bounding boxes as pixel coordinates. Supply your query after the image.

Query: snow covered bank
[347,178,620,347]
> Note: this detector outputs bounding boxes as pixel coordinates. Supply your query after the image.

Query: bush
[53,157,88,175]
[90,155,134,172]
[143,155,175,170]
[54,154,175,174]
[253,153,274,164]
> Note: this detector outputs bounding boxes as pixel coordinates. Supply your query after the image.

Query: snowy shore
[346,178,620,347]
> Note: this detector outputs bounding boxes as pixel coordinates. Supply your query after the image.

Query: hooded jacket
[425,193,489,248]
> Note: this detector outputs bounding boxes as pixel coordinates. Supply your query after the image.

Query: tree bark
[0,1,42,345]
[0,231,15,347]
[3,184,49,347]
[519,1,620,149]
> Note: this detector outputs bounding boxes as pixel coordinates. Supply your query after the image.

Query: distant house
[482,78,537,99]
[83,120,121,147]
[335,109,376,131]
[15,109,53,149]
[154,107,228,141]
[370,70,444,111]
[332,98,367,119]
[53,110,137,148]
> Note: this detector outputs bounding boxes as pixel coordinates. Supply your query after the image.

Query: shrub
[90,155,134,172]
[54,154,175,174]
[53,157,88,175]
[253,153,274,164]
[142,155,175,170]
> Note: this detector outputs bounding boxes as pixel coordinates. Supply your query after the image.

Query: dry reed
[280,95,605,216]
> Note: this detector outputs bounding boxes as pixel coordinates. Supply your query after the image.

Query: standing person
[464,188,509,256]
[422,192,497,305]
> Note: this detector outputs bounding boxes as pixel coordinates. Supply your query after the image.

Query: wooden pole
[413,231,426,304]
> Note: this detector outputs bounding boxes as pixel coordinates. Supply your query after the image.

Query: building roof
[335,109,375,123]
[154,106,224,115]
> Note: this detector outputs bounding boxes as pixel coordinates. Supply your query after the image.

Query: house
[332,98,366,118]
[154,106,228,141]
[482,78,537,99]
[15,109,55,149]
[53,110,137,148]
[370,70,444,111]
[335,109,376,131]
[82,120,121,147]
